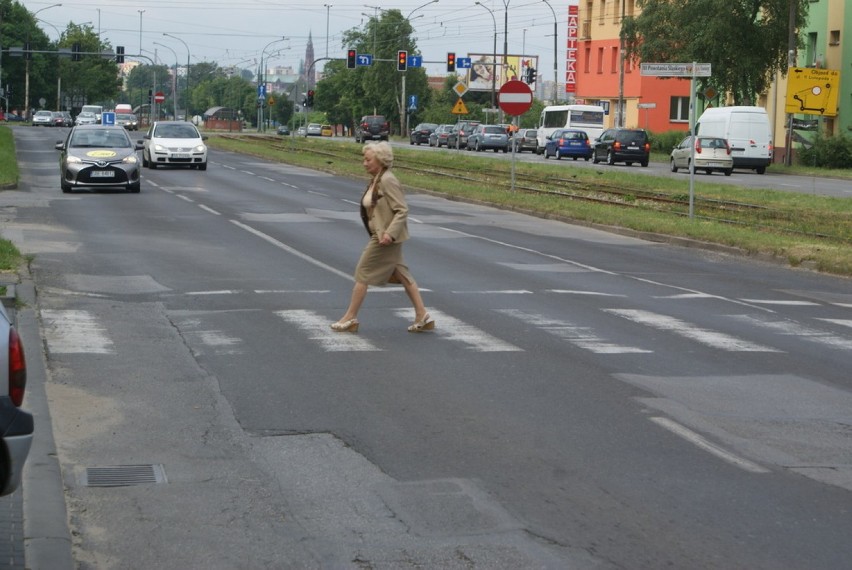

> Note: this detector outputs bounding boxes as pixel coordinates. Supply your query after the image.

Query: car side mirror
[135,142,145,150]
[55,141,65,150]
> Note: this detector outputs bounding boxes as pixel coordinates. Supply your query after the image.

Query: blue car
[543,129,593,161]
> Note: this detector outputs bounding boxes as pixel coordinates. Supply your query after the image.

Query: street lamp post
[154,42,178,119]
[323,4,332,58]
[258,37,288,132]
[163,33,190,120]
[138,10,144,55]
[501,0,510,123]
[25,3,61,120]
[542,0,558,103]
[474,2,497,115]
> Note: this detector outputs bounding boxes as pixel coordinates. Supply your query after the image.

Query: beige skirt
[354,236,416,286]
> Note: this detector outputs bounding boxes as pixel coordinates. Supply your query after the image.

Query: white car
[670,135,734,176]
[142,121,208,170]
[75,112,98,126]
[0,302,33,497]
[32,110,54,126]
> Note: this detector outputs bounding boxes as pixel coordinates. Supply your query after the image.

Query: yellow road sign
[785,67,840,117]
[451,98,469,115]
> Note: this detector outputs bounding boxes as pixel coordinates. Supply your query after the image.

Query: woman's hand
[379,233,393,246]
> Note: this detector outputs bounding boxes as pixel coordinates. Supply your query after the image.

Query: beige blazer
[359,170,410,243]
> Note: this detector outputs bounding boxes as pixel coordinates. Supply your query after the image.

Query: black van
[592,128,651,167]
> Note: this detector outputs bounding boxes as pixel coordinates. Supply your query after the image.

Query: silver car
[32,110,53,126]
[0,302,33,497]
[55,125,143,193]
[670,135,734,176]
[75,112,98,126]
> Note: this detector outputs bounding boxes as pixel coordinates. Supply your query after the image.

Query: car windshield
[70,130,131,148]
[483,126,504,134]
[154,124,199,138]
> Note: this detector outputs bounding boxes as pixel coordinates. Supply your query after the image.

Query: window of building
[829,30,840,46]
[669,97,689,122]
[584,47,591,73]
[611,47,619,74]
[597,47,604,73]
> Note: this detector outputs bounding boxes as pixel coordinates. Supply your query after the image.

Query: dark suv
[592,128,650,167]
[355,115,390,143]
[446,120,481,149]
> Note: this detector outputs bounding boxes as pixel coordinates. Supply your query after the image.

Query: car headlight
[66,156,82,164]
[153,144,166,152]
[123,155,138,164]
[194,144,206,153]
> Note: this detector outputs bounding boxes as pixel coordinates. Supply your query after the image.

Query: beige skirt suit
[355,169,417,286]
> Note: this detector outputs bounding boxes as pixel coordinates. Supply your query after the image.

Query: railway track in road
[219,135,852,245]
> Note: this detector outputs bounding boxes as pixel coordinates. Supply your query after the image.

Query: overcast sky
[28,0,571,79]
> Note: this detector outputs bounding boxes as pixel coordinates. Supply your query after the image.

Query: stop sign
[154,91,165,103]
[498,80,533,116]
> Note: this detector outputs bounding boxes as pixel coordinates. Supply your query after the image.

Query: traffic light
[116,46,124,64]
[527,67,537,84]
[446,52,455,73]
[307,90,315,107]
[24,42,31,60]
[72,43,81,62]
[397,50,407,72]
[347,49,356,69]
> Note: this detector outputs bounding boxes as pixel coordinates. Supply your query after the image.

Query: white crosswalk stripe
[395,308,522,352]
[498,309,651,354]
[604,309,781,352]
[730,314,852,350]
[275,310,382,352]
[40,310,114,354]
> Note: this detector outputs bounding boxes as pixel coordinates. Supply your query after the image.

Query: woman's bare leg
[338,281,368,322]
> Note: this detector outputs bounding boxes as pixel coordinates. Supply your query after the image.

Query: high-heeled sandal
[330,318,359,332]
[407,313,435,333]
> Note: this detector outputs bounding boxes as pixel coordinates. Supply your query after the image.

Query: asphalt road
[5,126,852,569]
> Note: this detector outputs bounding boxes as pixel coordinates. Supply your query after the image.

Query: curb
[16,273,74,570]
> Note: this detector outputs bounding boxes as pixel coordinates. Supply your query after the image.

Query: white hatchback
[142,121,208,170]
[670,135,734,176]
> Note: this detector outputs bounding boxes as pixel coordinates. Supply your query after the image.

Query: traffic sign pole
[498,81,534,192]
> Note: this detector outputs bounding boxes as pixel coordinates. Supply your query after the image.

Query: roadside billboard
[467,54,539,92]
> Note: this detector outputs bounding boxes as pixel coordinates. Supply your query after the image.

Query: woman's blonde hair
[363,141,394,168]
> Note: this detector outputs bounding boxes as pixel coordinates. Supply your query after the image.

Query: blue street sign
[101,112,115,126]
[357,54,373,66]
[257,85,266,97]
[456,57,472,69]
[408,55,422,68]
[408,95,418,111]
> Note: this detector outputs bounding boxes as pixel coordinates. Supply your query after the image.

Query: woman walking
[331,141,434,333]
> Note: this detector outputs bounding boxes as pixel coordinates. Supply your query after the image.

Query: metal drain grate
[82,464,168,487]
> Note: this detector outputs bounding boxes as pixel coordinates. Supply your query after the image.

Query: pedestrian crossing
[41,304,852,357]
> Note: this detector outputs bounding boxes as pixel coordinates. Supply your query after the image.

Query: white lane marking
[198,204,221,215]
[499,309,651,354]
[41,310,114,354]
[221,165,236,170]
[186,290,242,295]
[549,290,626,297]
[654,293,715,299]
[240,170,255,175]
[230,220,353,281]
[738,299,821,306]
[730,314,852,350]
[605,309,781,352]
[176,194,194,203]
[254,289,331,294]
[819,318,852,329]
[259,176,275,182]
[451,290,533,294]
[650,417,769,474]
[276,310,381,352]
[833,303,852,309]
[394,308,522,352]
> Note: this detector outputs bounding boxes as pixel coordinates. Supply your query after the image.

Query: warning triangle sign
[451,98,469,115]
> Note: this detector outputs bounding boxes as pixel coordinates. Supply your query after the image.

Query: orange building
[573,0,693,134]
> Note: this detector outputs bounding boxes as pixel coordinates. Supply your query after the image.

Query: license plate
[708,162,723,167]
[627,145,639,150]
[172,153,190,159]
[90,170,114,178]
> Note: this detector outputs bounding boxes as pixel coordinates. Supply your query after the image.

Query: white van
[80,104,104,124]
[695,106,773,174]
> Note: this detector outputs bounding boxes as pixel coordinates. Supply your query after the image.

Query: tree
[622,0,809,105]
[58,23,119,110]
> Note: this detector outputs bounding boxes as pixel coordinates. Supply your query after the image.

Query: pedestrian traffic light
[397,50,407,72]
[307,90,315,107]
[72,43,81,62]
[347,49,356,69]
[116,46,124,64]
[446,52,455,73]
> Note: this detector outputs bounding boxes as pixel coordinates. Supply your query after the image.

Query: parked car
[320,124,334,137]
[409,122,438,145]
[32,110,53,126]
[115,113,138,131]
[142,120,208,170]
[306,123,323,136]
[670,135,734,176]
[0,302,32,497]
[543,129,593,161]
[55,125,143,193]
[296,126,307,136]
[354,115,389,143]
[428,124,454,147]
[446,120,480,149]
[75,112,98,126]
[51,111,73,127]
[511,128,538,153]
[592,128,650,167]
[277,125,290,136]
[466,124,509,152]
[2,112,24,122]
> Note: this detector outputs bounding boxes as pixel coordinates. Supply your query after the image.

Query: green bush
[649,130,685,153]
[798,132,852,169]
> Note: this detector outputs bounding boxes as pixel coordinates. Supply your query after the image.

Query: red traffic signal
[307,90,315,106]
[446,52,455,73]
[397,50,408,72]
[346,49,356,69]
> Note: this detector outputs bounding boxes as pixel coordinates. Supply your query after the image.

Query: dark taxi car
[592,128,651,167]
[56,125,143,193]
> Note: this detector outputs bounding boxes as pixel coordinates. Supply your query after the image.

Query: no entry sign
[154,91,165,103]
[498,80,533,116]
